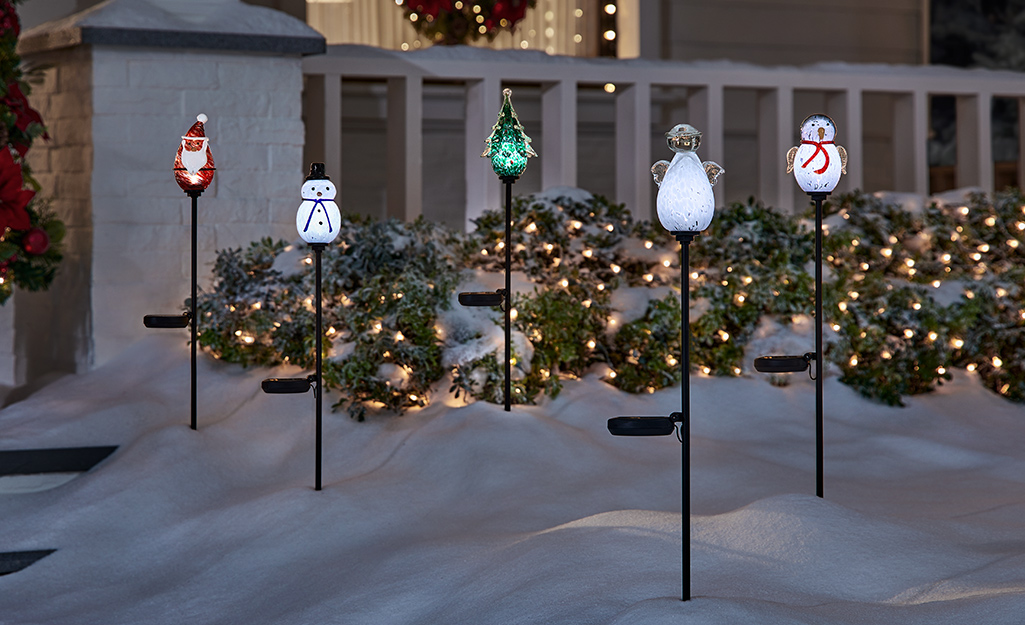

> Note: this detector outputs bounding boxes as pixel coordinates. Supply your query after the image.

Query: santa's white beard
[181,146,207,174]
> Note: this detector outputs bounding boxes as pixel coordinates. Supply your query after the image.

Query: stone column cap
[18,0,326,56]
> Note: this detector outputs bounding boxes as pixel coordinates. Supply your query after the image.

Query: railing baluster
[542,79,578,190]
[465,77,501,231]
[323,73,342,188]
[615,81,652,220]
[758,87,793,212]
[387,75,423,221]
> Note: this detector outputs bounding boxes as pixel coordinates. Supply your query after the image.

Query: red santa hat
[183,113,208,139]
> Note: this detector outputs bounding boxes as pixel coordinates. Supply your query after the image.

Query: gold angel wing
[651,160,670,187]
[786,146,798,174]
[703,161,724,187]
[837,144,848,175]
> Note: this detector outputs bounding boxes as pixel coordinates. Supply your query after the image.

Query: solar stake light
[144,114,215,431]
[753,353,814,374]
[608,124,722,602]
[758,114,848,499]
[261,375,316,395]
[458,291,505,307]
[261,163,340,491]
[460,88,537,411]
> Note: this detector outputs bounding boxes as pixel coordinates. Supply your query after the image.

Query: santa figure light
[174,113,215,193]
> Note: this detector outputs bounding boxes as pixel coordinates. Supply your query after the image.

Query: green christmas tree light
[481,88,537,179]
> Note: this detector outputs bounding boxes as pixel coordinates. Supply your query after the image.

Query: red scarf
[800,140,833,174]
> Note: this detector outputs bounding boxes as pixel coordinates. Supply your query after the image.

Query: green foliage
[197,188,1025,417]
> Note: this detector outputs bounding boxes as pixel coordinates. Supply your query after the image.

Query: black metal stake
[811,192,827,499]
[676,231,696,602]
[312,242,326,491]
[501,175,516,412]
[189,190,200,430]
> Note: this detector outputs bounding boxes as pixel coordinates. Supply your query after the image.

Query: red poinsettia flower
[491,0,530,25]
[409,0,453,17]
[0,148,33,232]
[3,82,47,156]
[0,0,19,39]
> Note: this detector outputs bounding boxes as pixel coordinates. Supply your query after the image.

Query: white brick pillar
[16,0,324,375]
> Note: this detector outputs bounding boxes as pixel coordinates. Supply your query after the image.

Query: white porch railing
[303,45,1025,229]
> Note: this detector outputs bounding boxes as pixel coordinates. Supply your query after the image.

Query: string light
[937,367,946,375]
[610,263,621,273]
[904,329,914,339]
[993,356,1003,368]
[849,356,858,367]
[985,216,997,227]
[525,222,537,233]
[927,331,937,341]
[951,338,964,348]
[663,260,672,268]
[587,339,596,349]
[582,249,593,258]
[644,241,653,249]
[967,363,977,372]
[881,248,892,258]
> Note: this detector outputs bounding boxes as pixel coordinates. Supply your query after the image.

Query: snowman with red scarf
[787,114,847,193]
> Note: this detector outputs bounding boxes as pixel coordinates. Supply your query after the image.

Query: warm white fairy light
[849,356,858,367]
[967,363,977,372]
[838,301,848,312]
[545,243,554,252]
[905,258,915,268]
[509,308,518,321]
[927,331,937,341]
[993,356,1003,368]
[586,339,596,349]
[701,366,711,375]
[960,206,970,216]
[932,280,941,288]
[409,394,418,402]
[663,259,672,268]
[985,216,997,227]
[251,302,262,310]
[525,222,537,233]
[395,331,405,342]
[597,283,605,291]
[481,249,488,256]
[570,220,582,229]
[605,224,615,232]
[718,330,730,342]
[644,241,653,249]
[848,290,859,300]
[560,278,569,287]
[607,370,617,379]
[1018,222,1025,231]
[496,241,505,249]
[881,248,892,258]
[610,263,621,273]
[951,338,964,348]
[1008,239,1019,249]
[644,274,654,282]
[978,243,990,253]
[582,299,592,308]
[937,366,946,375]
[904,329,914,339]
[691,271,699,280]
[912,302,922,310]
[603,83,616,94]
[831,323,841,331]
[997,288,1008,298]
[667,356,677,366]
[881,350,892,360]
[582,249,593,258]
[326,326,336,335]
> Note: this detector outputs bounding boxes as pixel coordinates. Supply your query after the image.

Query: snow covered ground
[3,332,1025,624]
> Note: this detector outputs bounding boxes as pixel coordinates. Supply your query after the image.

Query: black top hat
[306,162,329,181]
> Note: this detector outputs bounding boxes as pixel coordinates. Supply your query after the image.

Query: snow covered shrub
[690,198,815,376]
[196,187,1025,415]
[821,189,1025,405]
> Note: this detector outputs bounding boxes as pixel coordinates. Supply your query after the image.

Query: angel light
[651,124,724,233]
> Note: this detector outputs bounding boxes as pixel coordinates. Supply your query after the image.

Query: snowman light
[296,163,341,245]
[652,124,724,234]
[787,114,847,194]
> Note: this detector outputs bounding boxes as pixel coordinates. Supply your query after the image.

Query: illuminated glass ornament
[786,114,847,194]
[651,124,723,233]
[174,113,215,192]
[296,163,341,244]
[481,88,537,179]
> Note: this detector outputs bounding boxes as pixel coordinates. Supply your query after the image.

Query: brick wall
[88,48,304,365]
